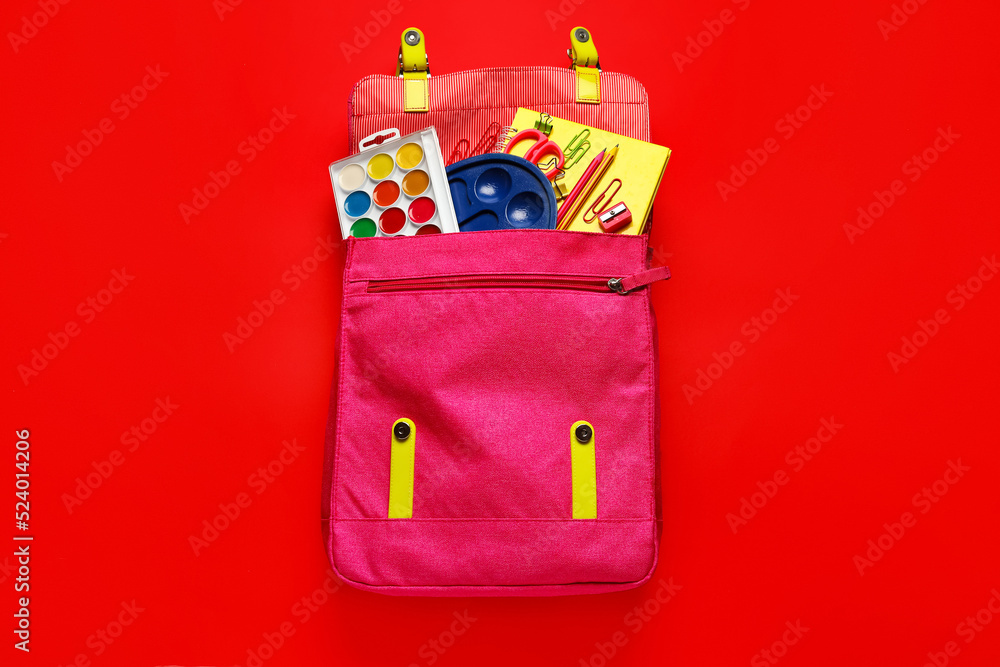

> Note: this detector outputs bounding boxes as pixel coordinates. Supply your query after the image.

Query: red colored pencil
[557,148,605,227]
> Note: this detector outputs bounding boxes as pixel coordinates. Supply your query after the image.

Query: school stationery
[584,178,622,223]
[598,202,632,232]
[447,121,502,164]
[329,126,458,238]
[446,154,557,230]
[564,128,591,169]
[505,108,671,234]
[557,144,618,230]
[325,25,669,597]
[533,112,555,134]
[504,128,565,180]
[556,148,604,227]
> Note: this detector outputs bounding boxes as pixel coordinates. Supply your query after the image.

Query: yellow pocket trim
[571,420,597,518]
[575,66,600,104]
[403,75,428,113]
[388,418,415,518]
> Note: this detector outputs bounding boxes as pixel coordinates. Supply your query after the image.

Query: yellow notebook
[502,108,671,234]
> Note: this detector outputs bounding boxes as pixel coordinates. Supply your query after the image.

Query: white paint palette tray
[328,126,458,238]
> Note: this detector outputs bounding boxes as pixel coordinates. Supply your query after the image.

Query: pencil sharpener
[598,202,632,232]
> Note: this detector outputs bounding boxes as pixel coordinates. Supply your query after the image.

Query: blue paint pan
[446,154,557,231]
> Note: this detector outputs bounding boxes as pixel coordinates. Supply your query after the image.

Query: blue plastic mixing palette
[328,127,459,238]
[446,154,557,231]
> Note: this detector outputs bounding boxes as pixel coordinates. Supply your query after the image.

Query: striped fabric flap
[348,66,649,165]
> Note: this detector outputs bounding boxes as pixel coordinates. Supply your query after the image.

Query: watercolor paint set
[328,127,458,238]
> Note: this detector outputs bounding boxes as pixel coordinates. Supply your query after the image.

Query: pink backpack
[322,27,670,596]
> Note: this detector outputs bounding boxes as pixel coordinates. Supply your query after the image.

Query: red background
[3,0,999,665]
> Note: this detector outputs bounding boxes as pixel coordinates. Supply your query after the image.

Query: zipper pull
[608,266,671,294]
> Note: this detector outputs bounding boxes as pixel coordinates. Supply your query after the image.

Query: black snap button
[393,421,411,440]
[575,424,592,443]
[575,28,589,43]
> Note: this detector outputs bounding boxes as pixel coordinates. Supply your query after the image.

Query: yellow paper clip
[582,178,621,223]
[564,129,591,169]
[534,112,554,135]
[553,180,571,201]
[539,157,568,197]
[551,170,571,201]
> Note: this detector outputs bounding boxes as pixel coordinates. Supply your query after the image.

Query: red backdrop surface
[2,0,999,665]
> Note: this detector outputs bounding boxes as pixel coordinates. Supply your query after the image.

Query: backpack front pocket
[325,230,666,592]
[335,268,663,521]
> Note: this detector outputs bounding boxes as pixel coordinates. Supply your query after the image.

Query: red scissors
[504,128,565,180]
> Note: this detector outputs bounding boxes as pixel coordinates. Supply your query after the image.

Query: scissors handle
[504,128,545,155]
[525,142,564,179]
[504,129,564,179]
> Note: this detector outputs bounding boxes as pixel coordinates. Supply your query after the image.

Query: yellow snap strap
[569,26,600,104]
[388,418,416,518]
[398,27,429,113]
[570,420,597,518]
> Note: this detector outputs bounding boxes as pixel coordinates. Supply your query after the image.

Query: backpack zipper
[366,267,670,295]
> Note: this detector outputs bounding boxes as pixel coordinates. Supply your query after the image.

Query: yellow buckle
[570,421,597,518]
[568,26,600,104]
[397,27,429,113]
[388,418,416,518]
